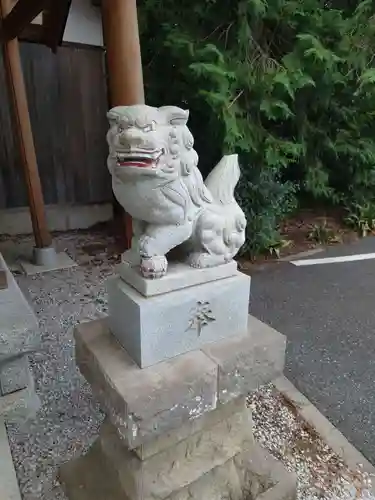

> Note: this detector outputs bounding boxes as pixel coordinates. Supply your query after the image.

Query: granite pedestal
[60,316,296,500]
[108,266,251,368]
[60,263,296,499]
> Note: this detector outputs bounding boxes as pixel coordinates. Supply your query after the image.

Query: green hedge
[139,0,375,256]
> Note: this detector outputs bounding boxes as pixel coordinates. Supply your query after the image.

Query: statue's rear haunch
[107,105,246,279]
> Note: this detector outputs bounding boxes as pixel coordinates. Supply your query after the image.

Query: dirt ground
[238,208,361,273]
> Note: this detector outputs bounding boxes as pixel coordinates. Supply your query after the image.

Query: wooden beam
[0,0,52,249]
[0,0,47,42]
[101,0,145,249]
[42,0,71,53]
[18,23,44,44]
[1,0,72,50]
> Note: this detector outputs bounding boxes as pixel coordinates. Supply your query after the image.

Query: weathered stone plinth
[117,259,239,297]
[108,264,251,368]
[59,316,296,500]
[0,253,40,423]
[0,253,40,500]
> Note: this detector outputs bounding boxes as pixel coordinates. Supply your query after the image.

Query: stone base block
[74,316,285,449]
[108,271,251,367]
[99,405,253,500]
[60,402,296,500]
[59,442,124,500]
[0,355,32,395]
[60,445,296,500]
[20,250,77,275]
[0,355,40,423]
[118,259,238,297]
[134,397,247,461]
[0,253,40,359]
[0,420,22,500]
[0,386,40,424]
[61,316,294,500]
[0,253,41,423]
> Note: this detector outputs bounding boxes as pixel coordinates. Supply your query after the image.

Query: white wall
[63,0,103,47]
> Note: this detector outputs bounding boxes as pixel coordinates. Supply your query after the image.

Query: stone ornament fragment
[107,105,246,279]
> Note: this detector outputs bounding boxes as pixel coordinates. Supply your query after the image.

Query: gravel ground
[2,230,374,500]
[250,386,374,500]
[4,230,119,500]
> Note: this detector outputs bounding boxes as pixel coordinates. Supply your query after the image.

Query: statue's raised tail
[188,153,246,269]
[204,154,240,205]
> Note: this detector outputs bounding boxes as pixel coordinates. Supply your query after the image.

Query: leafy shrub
[139,0,375,256]
[344,202,375,236]
[308,220,342,245]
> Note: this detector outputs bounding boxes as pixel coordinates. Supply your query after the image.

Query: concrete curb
[278,247,324,262]
[274,376,375,477]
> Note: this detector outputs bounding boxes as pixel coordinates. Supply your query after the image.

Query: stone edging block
[274,376,375,481]
[0,253,41,423]
[0,419,22,500]
[0,253,40,359]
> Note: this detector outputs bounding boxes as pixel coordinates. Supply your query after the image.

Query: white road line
[291,252,375,266]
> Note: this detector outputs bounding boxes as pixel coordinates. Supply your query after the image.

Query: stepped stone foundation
[60,266,296,500]
[60,102,295,500]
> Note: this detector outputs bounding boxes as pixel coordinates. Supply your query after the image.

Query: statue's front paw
[140,256,168,279]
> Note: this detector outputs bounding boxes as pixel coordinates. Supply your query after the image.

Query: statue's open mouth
[116,149,163,168]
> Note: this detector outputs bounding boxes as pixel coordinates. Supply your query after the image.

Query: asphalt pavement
[250,236,375,464]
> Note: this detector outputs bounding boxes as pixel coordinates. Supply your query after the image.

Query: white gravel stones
[3,230,119,500]
[248,385,375,500]
[1,230,373,500]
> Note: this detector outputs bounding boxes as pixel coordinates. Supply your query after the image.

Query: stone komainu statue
[107,105,246,279]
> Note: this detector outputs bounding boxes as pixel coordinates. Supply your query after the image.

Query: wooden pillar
[101,0,144,106]
[0,0,52,249]
[101,0,144,249]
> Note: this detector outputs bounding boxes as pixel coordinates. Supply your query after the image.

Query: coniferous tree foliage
[139,0,375,255]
